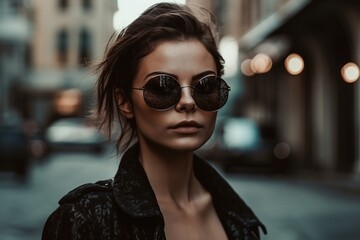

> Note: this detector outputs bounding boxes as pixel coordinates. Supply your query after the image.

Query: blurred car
[0,123,31,179]
[197,117,291,173]
[45,117,107,153]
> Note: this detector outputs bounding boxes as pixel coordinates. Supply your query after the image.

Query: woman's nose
[175,86,196,112]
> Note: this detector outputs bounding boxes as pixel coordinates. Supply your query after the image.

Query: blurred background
[0,0,360,239]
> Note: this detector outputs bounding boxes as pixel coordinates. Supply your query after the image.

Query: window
[10,0,22,11]
[78,28,92,66]
[82,0,92,11]
[57,29,68,64]
[59,0,68,11]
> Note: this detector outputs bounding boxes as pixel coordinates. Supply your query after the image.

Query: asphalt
[286,171,360,195]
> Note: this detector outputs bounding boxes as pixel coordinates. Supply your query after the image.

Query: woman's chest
[159,205,228,240]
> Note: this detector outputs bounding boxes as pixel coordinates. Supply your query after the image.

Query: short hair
[94,2,224,151]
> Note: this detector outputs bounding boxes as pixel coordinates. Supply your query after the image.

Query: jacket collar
[113,143,266,234]
[193,154,267,235]
[113,143,162,218]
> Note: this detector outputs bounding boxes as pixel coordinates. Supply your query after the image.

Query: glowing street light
[250,53,272,74]
[241,58,255,76]
[341,62,359,83]
[285,53,304,75]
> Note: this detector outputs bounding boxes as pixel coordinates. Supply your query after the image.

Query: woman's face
[128,40,218,152]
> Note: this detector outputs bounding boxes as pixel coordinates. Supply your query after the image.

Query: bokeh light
[285,53,304,75]
[241,58,255,76]
[274,142,291,159]
[341,62,359,83]
[250,53,273,74]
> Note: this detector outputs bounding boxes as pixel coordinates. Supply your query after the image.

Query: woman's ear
[115,88,134,119]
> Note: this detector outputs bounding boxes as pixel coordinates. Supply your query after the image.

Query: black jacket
[42,144,266,240]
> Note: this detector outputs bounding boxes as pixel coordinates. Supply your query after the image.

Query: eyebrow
[144,70,216,81]
[191,70,217,80]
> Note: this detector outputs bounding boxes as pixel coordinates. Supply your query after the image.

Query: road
[225,172,360,240]
[0,150,359,240]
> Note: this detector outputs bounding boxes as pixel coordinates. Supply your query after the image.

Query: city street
[1,1,360,240]
[0,150,360,240]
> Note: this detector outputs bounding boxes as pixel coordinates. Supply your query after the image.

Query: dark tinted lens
[193,76,230,111]
[143,75,181,110]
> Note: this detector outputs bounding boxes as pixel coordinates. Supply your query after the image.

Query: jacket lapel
[112,144,162,218]
[112,144,266,239]
[193,155,267,238]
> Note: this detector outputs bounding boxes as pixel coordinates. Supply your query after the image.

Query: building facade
[0,0,31,123]
[27,0,116,126]
[216,0,360,174]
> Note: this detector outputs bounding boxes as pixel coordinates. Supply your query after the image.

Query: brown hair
[94,2,224,151]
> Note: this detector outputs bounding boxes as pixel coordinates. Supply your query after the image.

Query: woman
[42,2,266,240]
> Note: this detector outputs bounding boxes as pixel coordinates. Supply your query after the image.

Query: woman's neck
[138,142,203,207]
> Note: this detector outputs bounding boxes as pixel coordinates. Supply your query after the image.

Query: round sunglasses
[132,74,230,111]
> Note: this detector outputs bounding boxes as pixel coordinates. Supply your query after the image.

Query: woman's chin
[167,139,206,152]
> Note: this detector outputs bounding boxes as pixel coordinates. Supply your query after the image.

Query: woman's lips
[171,126,200,134]
[169,121,202,134]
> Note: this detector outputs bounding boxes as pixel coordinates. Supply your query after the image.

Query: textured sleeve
[41,180,121,240]
[41,203,90,240]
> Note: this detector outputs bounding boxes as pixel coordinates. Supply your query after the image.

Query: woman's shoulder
[59,179,114,205]
[42,179,125,239]
[54,179,116,220]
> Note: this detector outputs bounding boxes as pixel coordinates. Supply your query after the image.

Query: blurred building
[25,0,116,127]
[0,0,31,123]
[210,0,360,174]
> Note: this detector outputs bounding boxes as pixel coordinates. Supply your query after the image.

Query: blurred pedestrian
[41,2,266,239]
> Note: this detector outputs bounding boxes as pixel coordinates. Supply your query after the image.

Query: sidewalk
[289,171,360,194]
